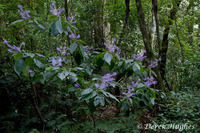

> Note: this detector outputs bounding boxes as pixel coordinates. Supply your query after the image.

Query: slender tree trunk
[160,0,182,79]
[124,0,130,28]
[135,0,165,91]
[152,0,161,56]
[103,0,111,44]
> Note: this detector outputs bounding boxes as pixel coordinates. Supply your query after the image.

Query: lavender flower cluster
[67,26,80,39]
[52,58,65,67]
[50,3,65,16]
[104,38,119,54]
[83,46,93,52]
[67,16,76,24]
[18,5,31,19]
[3,39,25,53]
[122,79,140,98]
[56,47,70,55]
[122,76,158,98]
[148,58,161,68]
[143,76,157,87]
[134,50,147,61]
[95,72,117,89]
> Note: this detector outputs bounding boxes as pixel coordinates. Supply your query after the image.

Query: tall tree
[135,0,165,91]
[160,0,182,80]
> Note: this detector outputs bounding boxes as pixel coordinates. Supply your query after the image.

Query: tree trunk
[152,0,161,56]
[160,0,182,79]
[135,0,165,91]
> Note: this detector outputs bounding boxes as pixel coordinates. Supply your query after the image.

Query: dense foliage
[0,0,199,133]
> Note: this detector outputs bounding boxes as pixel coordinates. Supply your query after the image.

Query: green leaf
[101,90,119,102]
[104,52,112,65]
[43,72,54,81]
[22,65,30,77]
[133,62,140,71]
[94,96,105,106]
[81,88,93,96]
[35,53,45,58]
[137,83,145,88]
[13,53,23,60]
[122,100,129,112]
[34,59,45,68]
[70,43,77,54]
[79,45,86,57]
[56,20,62,33]
[82,91,97,101]
[24,53,35,58]
[50,20,59,36]
[34,19,45,30]
[107,81,117,87]
[14,59,26,75]
[58,71,69,80]
[11,19,24,25]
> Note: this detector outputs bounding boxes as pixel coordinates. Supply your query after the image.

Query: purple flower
[148,60,157,68]
[148,58,161,68]
[143,76,157,87]
[50,3,64,16]
[95,83,100,88]
[122,85,136,98]
[52,58,64,67]
[29,69,34,73]
[69,33,76,39]
[83,46,93,52]
[57,47,61,52]
[112,38,116,43]
[8,49,14,53]
[18,5,31,19]
[67,26,71,31]
[3,39,25,53]
[57,47,67,55]
[95,72,117,89]
[67,16,76,23]
[74,83,79,88]
[104,41,119,53]
[131,79,141,88]
[77,34,80,39]
[134,50,147,61]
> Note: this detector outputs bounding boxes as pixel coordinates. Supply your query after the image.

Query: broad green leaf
[82,91,97,101]
[34,59,45,68]
[14,59,26,75]
[13,53,23,60]
[107,81,117,87]
[50,20,59,36]
[133,62,140,71]
[81,88,93,96]
[104,52,112,65]
[58,71,69,80]
[137,83,145,88]
[70,43,77,54]
[24,53,35,58]
[43,72,54,81]
[122,100,129,112]
[94,96,105,106]
[56,20,62,33]
[79,45,86,57]
[35,53,45,58]
[68,72,76,77]
[101,90,119,102]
